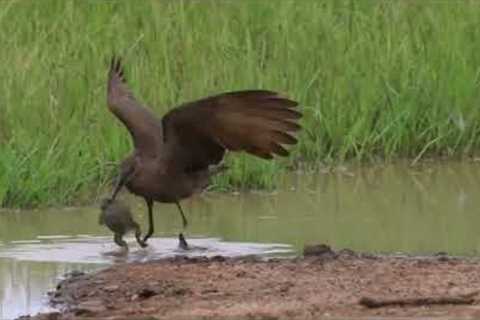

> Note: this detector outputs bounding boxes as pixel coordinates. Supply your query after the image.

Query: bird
[106,57,302,247]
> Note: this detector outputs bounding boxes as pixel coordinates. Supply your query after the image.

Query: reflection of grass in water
[3,1,480,206]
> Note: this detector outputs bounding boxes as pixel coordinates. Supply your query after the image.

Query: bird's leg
[178,232,188,250]
[110,175,127,201]
[175,201,188,228]
[133,222,148,248]
[142,198,154,243]
[110,166,134,201]
[175,201,189,249]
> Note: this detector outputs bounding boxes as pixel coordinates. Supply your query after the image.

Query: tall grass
[2,1,480,207]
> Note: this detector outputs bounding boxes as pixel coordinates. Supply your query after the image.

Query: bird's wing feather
[162,90,301,172]
[107,57,162,157]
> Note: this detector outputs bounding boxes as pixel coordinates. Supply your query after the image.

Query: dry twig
[359,290,480,308]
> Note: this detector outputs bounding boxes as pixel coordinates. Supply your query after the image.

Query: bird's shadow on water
[0,235,293,265]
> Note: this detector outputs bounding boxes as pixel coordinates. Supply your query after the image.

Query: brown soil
[23,246,480,320]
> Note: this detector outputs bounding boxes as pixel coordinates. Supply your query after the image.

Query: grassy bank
[2,1,480,207]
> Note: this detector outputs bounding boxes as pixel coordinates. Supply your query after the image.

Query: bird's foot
[137,239,148,248]
[178,233,189,250]
[142,234,151,243]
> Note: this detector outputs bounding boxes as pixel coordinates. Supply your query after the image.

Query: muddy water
[1,161,480,318]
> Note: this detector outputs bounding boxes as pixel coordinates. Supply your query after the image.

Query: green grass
[3,0,480,207]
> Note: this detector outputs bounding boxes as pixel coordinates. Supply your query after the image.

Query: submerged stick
[359,290,480,308]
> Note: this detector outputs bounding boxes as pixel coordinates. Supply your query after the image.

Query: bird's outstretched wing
[107,57,162,157]
[162,90,301,172]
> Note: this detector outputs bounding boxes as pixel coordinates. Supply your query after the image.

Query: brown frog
[99,198,147,249]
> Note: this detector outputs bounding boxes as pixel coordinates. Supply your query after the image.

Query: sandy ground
[21,245,480,320]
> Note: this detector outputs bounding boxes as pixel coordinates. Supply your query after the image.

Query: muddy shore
[21,246,480,320]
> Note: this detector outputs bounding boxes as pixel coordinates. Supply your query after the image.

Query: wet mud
[22,245,480,320]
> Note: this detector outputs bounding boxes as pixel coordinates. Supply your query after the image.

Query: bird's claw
[178,233,189,250]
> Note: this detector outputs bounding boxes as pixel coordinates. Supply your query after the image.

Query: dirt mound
[22,247,480,320]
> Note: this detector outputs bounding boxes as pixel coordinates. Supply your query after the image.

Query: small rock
[435,251,450,262]
[338,248,356,256]
[279,281,294,293]
[72,300,106,316]
[303,244,335,257]
[138,288,157,299]
[235,270,247,277]
[202,288,219,294]
[64,270,85,278]
[210,255,226,262]
[235,255,260,263]
[104,284,120,292]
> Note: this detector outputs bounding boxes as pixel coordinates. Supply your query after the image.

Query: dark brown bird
[106,57,301,246]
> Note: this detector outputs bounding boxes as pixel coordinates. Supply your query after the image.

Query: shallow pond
[2,161,480,318]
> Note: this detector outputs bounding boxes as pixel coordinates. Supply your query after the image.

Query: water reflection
[2,160,480,318]
[0,259,102,319]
